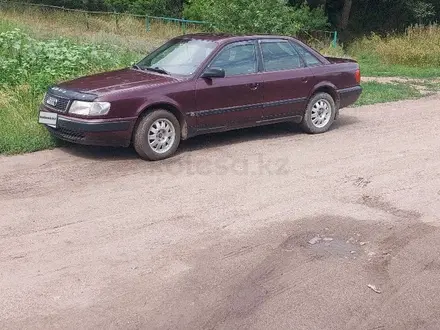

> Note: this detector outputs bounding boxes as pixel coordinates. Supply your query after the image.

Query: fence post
[182,19,186,35]
[114,12,119,31]
[145,16,150,32]
[332,31,338,48]
[84,12,89,30]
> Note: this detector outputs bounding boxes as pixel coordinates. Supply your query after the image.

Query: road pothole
[307,237,361,259]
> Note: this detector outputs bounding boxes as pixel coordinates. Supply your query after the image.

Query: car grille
[47,126,85,142]
[43,93,71,113]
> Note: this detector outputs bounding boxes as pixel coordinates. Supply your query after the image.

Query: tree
[411,1,436,24]
[338,0,352,31]
[104,0,183,16]
[26,0,108,10]
[183,0,328,35]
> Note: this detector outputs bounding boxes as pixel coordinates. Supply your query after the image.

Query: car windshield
[136,38,217,76]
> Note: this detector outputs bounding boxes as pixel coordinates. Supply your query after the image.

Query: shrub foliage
[0,29,129,91]
[183,0,328,35]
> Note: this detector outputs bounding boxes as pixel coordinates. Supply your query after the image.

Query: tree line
[22,0,440,40]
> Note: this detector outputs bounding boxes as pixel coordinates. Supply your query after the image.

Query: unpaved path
[363,76,440,95]
[1,95,440,330]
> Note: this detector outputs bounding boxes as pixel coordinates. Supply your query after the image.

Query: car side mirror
[201,68,226,79]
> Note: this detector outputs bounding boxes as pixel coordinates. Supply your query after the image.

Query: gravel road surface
[1,95,440,330]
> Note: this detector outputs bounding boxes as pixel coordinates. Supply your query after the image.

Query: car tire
[300,92,336,134]
[133,109,181,161]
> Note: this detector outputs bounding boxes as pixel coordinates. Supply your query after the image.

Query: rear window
[291,43,322,67]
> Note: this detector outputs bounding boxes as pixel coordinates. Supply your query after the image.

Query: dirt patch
[154,214,440,330]
[359,194,422,220]
[363,76,440,95]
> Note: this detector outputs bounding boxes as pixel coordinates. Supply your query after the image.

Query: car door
[259,39,315,120]
[194,40,264,130]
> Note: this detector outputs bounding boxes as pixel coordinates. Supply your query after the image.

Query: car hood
[57,68,179,95]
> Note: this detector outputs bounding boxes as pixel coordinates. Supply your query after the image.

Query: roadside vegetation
[0,6,172,52]
[0,25,138,154]
[348,26,440,78]
[182,0,328,35]
[354,82,423,107]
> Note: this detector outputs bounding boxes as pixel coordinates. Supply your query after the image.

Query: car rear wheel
[133,109,181,161]
[300,92,336,134]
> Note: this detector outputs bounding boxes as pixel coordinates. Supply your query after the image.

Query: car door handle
[301,77,309,83]
[249,83,260,90]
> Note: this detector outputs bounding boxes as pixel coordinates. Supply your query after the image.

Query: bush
[183,0,328,35]
[0,29,129,91]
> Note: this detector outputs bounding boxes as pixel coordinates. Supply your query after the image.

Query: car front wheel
[133,109,181,161]
[300,92,336,134]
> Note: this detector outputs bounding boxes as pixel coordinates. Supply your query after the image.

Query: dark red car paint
[39,34,362,147]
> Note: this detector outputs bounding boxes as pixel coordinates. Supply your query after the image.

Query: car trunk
[324,56,358,64]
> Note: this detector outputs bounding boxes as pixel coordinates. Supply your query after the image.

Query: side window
[208,42,257,77]
[291,43,322,67]
[260,41,303,72]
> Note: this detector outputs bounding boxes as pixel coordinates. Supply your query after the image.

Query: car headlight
[69,101,111,116]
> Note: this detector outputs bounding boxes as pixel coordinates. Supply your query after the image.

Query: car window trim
[198,40,259,78]
[258,39,305,72]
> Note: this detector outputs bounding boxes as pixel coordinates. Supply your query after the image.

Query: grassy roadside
[0,5,179,53]
[355,82,423,107]
[348,26,440,79]
[357,55,440,79]
[0,87,58,154]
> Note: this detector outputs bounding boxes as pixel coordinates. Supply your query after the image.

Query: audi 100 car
[38,34,362,161]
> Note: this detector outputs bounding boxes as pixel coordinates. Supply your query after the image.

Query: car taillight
[355,68,361,84]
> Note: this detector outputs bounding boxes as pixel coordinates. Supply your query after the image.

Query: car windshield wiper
[145,66,170,75]
[132,64,144,70]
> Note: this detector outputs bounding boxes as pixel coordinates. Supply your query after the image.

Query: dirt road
[1,95,440,330]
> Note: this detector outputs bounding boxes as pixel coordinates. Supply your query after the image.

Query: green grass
[357,54,440,78]
[355,82,423,106]
[0,87,58,154]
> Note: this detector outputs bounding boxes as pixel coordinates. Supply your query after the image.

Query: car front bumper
[40,108,136,147]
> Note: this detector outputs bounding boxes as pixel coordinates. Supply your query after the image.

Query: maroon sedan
[38,34,362,160]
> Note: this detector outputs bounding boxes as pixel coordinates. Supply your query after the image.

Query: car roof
[177,33,296,44]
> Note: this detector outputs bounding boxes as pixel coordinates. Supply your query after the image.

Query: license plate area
[39,111,58,128]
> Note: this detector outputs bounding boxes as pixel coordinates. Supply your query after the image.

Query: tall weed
[349,25,440,67]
